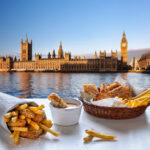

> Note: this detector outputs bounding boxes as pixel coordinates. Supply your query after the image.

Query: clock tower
[121,32,128,63]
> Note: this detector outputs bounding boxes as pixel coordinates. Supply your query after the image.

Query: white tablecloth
[0,98,150,150]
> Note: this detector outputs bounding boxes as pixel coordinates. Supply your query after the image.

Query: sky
[0,0,150,57]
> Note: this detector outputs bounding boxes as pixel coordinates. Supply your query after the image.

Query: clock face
[122,43,126,47]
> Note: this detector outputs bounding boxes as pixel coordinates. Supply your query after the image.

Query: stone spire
[122,31,127,42]
[94,51,98,59]
[48,52,51,59]
[58,41,64,59]
[52,49,56,59]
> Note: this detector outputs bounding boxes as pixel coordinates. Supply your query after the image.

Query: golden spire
[123,31,126,38]
[94,51,98,59]
[58,41,64,59]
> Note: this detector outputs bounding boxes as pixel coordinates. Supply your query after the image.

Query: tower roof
[58,41,64,58]
[121,31,127,42]
[123,31,126,38]
[59,41,62,49]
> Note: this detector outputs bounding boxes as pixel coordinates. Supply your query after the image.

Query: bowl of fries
[49,95,82,126]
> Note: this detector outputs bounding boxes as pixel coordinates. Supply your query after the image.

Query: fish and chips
[3,103,59,145]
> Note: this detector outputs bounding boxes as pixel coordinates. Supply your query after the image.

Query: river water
[0,72,149,98]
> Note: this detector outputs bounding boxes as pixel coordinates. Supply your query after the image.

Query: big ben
[121,32,128,63]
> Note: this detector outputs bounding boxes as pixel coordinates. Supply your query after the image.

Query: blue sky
[0,0,150,57]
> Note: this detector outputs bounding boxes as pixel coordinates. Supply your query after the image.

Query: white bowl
[49,98,82,126]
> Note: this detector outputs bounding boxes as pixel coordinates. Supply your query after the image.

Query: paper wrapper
[0,92,42,134]
[114,75,148,97]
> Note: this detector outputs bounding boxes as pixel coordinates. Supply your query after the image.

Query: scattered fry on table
[83,129,116,142]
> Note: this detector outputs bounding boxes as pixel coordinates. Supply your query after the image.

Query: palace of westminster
[0,32,128,72]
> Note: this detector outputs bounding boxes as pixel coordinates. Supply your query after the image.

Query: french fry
[4,112,11,119]
[11,111,18,117]
[8,119,26,127]
[39,123,59,136]
[17,104,28,110]
[30,121,39,130]
[14,131,20,145]
[19,115,26,120]
[4,117,10,123]
[133,89,150,100]
[9,131,16,138]
[34,110,44,115]
[29,105,45,112]
[123,95,150,107]
[10,127,28,132]
[11,116,18,123]
[4,112,12,122]
[26,118,31,124]
[83,135,93,142]
[85,129,116,141]
[133,95,150,101]
[26,118,39,130]
[42,119,53,128]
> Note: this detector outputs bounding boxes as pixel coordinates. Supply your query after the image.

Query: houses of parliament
[0,32,128,72]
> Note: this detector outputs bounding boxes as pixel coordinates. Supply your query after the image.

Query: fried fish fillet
[107,82,121,91]
[108,85,131,99]
[100,83,108,93]
[20,126,43,139]
[32,113,45,123]
[96,85,131,100]
[20,109,35,119]
[48,93,67,108]
[83,84,99,98]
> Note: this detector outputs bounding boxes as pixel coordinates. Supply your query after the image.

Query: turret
[52,49,56,59]
[48,52,51,59]
[94,51,98,59]
[65,52,71,61]
[111,50,117,58]
[58,41,64,59]
[100,50,106,57]
[21,37,32,61]
[35,53,41,61]
[14,56,17,61]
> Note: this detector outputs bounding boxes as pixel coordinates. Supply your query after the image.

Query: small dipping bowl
[49,98,82,126]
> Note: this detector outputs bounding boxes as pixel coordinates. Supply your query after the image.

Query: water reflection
[19,73,32,98]
[0,72,149,98]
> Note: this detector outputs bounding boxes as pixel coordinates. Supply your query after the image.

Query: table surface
[0,98,150,150]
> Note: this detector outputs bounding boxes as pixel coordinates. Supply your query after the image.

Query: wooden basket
[79,96,149,119]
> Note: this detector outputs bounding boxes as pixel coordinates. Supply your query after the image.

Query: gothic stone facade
[0,51,118,72]
[0,33,127,72]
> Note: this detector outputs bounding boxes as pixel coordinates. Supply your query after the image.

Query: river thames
[0,72,149,98]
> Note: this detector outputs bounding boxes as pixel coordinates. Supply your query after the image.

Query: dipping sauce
[66,103,78,109]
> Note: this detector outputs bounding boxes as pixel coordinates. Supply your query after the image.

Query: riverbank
[0,70,149,73]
